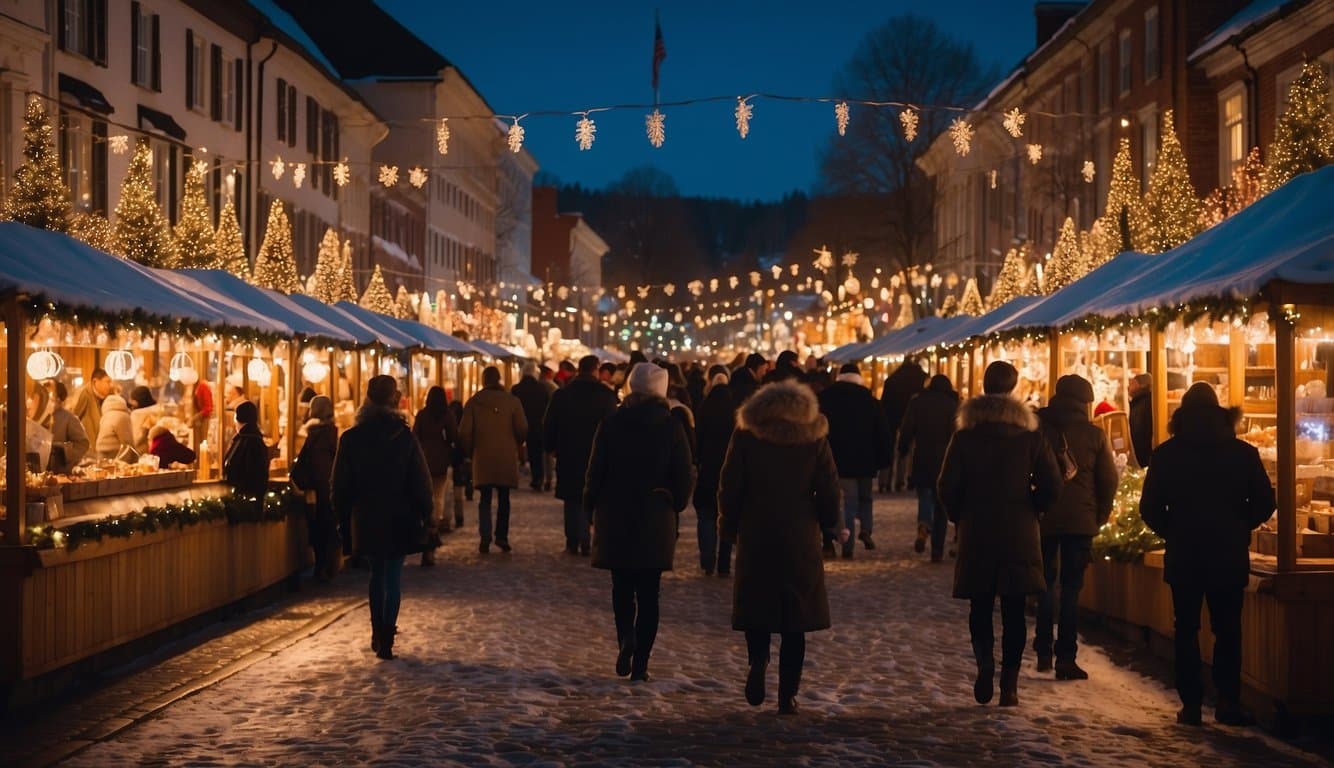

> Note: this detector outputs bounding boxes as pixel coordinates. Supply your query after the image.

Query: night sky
[377,0,1038,201]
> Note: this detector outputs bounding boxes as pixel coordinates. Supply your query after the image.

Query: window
[150,140,177,222]
[306,97,319,155]
[1144,8,1160,83]
[187,32,207,112]
[61,0,106,64]
[1097,44,1111,112]
[1219,84,1247,185]
[58,107,92,208]
[1119,29,1132,96]
[1139,105,1157,192]
[130,3,155,87]
[218,54,238,126]
[275,79,296,145]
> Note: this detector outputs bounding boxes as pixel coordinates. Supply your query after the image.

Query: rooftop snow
[1190,0,1292,62]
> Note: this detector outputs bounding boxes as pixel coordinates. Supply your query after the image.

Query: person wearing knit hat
[294,394,340,581]
[1140,380,1274,727]
[937,359,1063,708]
[223,399,269,500]
[628,361,669,398]
[459,366,528,554]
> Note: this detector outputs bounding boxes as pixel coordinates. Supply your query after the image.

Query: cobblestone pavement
[18,490,1334,766]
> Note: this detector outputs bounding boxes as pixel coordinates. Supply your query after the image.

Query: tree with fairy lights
[1101,137,1149,257]
[1143,110,1202,253]
[394,284,414,320]
[957,277,984,316]
[113,139,175,266]
[1044,217,1086,294]
[251,199,301,293]
[69,212,115,252]
[892,293,915,329]
[359,264,395,315]
[937,294,958,318]
[309,227,343,304]
[336,239,359,302]
[174,161,216,268]
[986,247,1030,310]
[2,98,71,231]
[213,197,248,278]
[1263,59,1334,192]
[1091,469,1163,561]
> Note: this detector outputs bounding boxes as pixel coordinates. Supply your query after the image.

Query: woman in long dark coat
[413,386,459,566]
[223,401,270,500]
[585,363,694,683]
[719,380,844,715]
[292,396,339,582]
[694,365,737,575]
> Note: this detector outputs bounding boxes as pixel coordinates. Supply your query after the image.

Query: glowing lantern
[105,350,137,381]
[26,350,64,381]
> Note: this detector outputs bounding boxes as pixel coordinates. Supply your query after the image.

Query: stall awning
[138,105,186,141]
[331,301,424,350]
[858,316,949,359]
[285,294,383,347]
[379,314,482,356]
[468,338,522,360]
[58,74,114,114]
[166,270,358,346]
[824,340,870,364]
[929,295,1048,350]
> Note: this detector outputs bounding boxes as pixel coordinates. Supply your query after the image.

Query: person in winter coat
[447,397,470,518]
[719,380,845,715]
[1128,373,1154,468]
[512,363,552,491]
[96,394,135,458]
[459,366,528,553]
[544,355,618,555]
[332,376,434,660]
[817,363,892,558]
[879,360,929,491]
[1139,382,1274,727]
[662,361,698,460]
[729,353,768,404]
[412,386,459,566]
[128,385,163,454]
[761,350,805,385]
[585,363,693,683]
[1033,375,1118,679]
[938,361,1063,708]
[223,401,270,500]
[292,396,339,582]
[148,425,196,467]
[898,374,960,561]
[70,368,112,449]
[693,365,737,576]
[45,382,90,473]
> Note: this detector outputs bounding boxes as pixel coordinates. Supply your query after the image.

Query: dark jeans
[1034,534,1092,662]
[526,436,544,488]
[563,499,589,550]
[916,486,949,557]
[969,593,1027,669]
[745,631,806,699]
[1170,583,1244,708]
[611,569,662,675]
[696,501,732,573]
[368,556,404,634]
[478,485,511,544]
[828,476,872,551]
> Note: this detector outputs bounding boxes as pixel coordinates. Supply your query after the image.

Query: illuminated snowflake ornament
[899,108,919,142]
[646,109,666,148]
[637,285,650,299]
[1003,107,1026,138]
[728,275,739,289]
[409,166,428,189]
[688,280,704,297]
[292,162,306,189]
[813,246,834,272]
[734,97,753,139]
[270,156,286,180]
[333,159,350,187]
[575,115,597,151]
[378,164,399,187]
[1027,143,1043,164]
[663,283,676,297]
[949,118,973,156]
[709,278,719,293]
[507,118,525,153]
[834,101,850,136]
[770,265,783,280]
[841,251,858,268]
[436,118,450,155]
[1082,160,1096,183]
[109,135,130,155]
[749,271,762,287]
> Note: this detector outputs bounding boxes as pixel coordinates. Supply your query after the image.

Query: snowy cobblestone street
[57,491,1330,767]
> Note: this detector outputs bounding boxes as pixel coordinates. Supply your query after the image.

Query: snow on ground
[65,491,1327,767]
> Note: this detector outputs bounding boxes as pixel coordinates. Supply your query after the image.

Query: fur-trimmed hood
[738,380,828,445]
[957,394,1038,432]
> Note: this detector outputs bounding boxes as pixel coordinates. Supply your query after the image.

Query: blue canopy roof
[284,294,383,347]
[859,316,954,359]
[161,269,357,345]
[331,301,422,350]
[378,314,481,356]
[824,340,871,364]
[933,295,1048,349]
[468,338,522,360]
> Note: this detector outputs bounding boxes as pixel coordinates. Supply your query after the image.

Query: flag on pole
[652,11,667,93]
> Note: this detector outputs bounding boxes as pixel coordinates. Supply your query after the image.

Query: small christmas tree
[1091,469,1164,562]
[359,264,395,314]
[2,98,71,231]
[1264,60,1334,192]
[1044,217,1087,294]
[394,284,414,320]
[173,161,216,268]
[1102,137,1150,254]
[213,197,249,278]
[69,211,115,252]
[309,227,343,304]
[937,294,959,318]
[251,199,301,293]
[1143,110,1202,252]
[892,293,915,329]
[1082,220,1112,269]
[113,139,175,266]
[336,239,359,303]
[957,277,985,316]
[986,247,1029,310]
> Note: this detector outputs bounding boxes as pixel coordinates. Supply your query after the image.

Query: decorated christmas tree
[394,284,414,320]
[1044,217,1087,294]
[251,199,301,293]
[1264,59,1334,192]
[937,294,959,318]
[359,264,395,314]
[113,139,175,266]
[336,239,359,303]
[2,98,71,231]
[309,227,343,304]
[213,197,249,278]
[957,277,985,316]
[69,211,115,252]
[986,247,1029,311]
[1091,469,1163,561]
[173,161,215,268]
[1081,220,1111,270]
[1102,137,1149,255]
[892,293,915,329]
[1202,147,1268,228]
[1143,110,1202,253]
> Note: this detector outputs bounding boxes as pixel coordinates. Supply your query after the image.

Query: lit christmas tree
[1091,469,1163,562]
[957,277,985,316]
[251,199,301,293]
[1263,59,1334,192]
[418,290,435,326]
[69,211,115,252]
[2,99,72,231]
[937,294,959,318]
[309,227,343,304]
[1082,220,1114,269]
[1143,110,1202,252]
[892,293,915,329]
[336,239,359,302]
[1044,217,1087,294]
[213,197,248,278]
[394,284,414,319]
[359,264,395,314]
[173,161,216,268]
[113,139,175,266]
[1202,147,1268,228]
[986,247,1029,310]
[435,290,453,333]
[1101,137,1149,255]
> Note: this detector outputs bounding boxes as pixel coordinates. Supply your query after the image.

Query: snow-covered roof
[166,269,358,345]
[1189,0,1293,62]
[856,316,950,359]
[331,301,423,350]
[371,235,422,271]
[379,314,481,356]
[933,295,1048,348]
[284,294,382,347]
[824,340,871,364]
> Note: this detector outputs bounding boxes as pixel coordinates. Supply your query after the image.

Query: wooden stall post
[1150,324,1169,448]
[351,350,363,406]
[1048,330,1060,396]
[1228,327,1247,408]
[4,296,27,545]
[1275,308,1297,573]
[286,340,302,468]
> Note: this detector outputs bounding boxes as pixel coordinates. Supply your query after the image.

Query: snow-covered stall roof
[1189,0,1291,62]
[284,294,383,347]
[163,269,358,345]
[824,340,871,364]
[379,314,481,356]
[331,301,423,350]
[929,295,1049,350]
[858,316,949,359]
[469,338,522,360]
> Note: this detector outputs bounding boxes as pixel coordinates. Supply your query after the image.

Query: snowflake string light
[1082,160,1096,183]
[790,264,800,277]
[1003,107,1026,138]
[637,285,650,299]
[192,159,209,176]
[292,162,306,189]
[749,271,762,287]
[949,118,973,156]
[734,97,753,139]
[709,278,719,293]
[834,101,850,136]
[109,135,129,154]
[575,114,597,151]
[728,275,739,289]
[663,283,676,296]
[813,246,834,272]
[270,156,286,180]
[770,265,783,280]
[378,164,399,187]
[408,166,428,189]
[435,118,450,155]
[688,280,704,296]
[507,118,525,153]
[645,109,666,148]
[1027,143,1043,164]
[333,159,350,187]
[989,169,998,189]
[899,109,919,142]
[841,251,859,268]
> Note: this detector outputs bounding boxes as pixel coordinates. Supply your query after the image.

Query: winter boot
[615,638,635,678]
[376,626,396,660]
[1054,660,1088,680]
[1215,700,1255,727]
[859,531,876,550]
[1036,654,1053,673]
[999,666,1020,707]
[777,663,802,714]
[745,661,768,706]
[914,524,928,553]
[370,622,381,654]
[973,659,995,704]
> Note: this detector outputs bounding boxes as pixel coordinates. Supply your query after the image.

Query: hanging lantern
[168,351,195,382]
[248,356,272,387]
[105,350,137,381]
[26,350,64,381]
[302,360,330,384]
[177,366,200,386]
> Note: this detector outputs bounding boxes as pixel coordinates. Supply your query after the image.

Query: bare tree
[599,166,703,286]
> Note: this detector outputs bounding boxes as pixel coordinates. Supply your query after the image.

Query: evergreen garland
[1091,469,1164,561]
[2,98,72,231]
[113,139,176,267]
[1263,60,1334,192]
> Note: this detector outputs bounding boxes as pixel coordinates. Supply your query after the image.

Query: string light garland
[1082,160,1096,183]
[270,156,286,180]
[1026,143,1043,164]
[408,166,428,189]
[333,159,350,187]
[1264,59,1334,192]
[213,197,249,279]
[436,118,451,155]
[26,492,299,552]
[646,108,666,148]
[292,162,306,189]
[108,134,129,154]
[378,164,399,187]
[507,117,525,153]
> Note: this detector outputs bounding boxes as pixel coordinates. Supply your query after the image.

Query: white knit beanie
[628,362,668,398]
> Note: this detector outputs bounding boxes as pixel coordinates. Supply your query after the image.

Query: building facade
[531,185,607,344]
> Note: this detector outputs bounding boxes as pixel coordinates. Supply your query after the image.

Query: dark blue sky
[378,0,1038,201]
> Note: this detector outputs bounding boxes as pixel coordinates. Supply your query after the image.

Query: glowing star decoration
[841,251,858,268]
[378,164,399,188]
[435,118,450,155]
[989,169,998,189]
[770,265,783,280]
[899,108,919,142]
[270,156,286,180]
[637,285,650,299]
[1003,107,1026,138]
[663,283,676,296]
[688,279,704,297]
[834,101,850,136]
[749,271,762,287]
[109,135,130,154]
[646,109,666,148]
[1027,143,1044,165]
[333,159,350,187]
[1082,160,1096,183]
[728,275,739,289]
[734,97,753,139]
[575,115,596,151]
[949,118,973,156]
[408,167,428,189]
[507,118,525,153]
[292,162,306,189]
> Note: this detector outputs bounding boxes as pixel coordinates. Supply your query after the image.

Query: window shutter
[287,87,297,148]
[306,97,317,154]
[234,59,243,131]
[185,30,194,109]
[151,13,161,90]
[57,0,67,50]
[92,119,108,214]
[210,44,222,120]
[276,78,287,141]
[130,2,140,84]
[92,0,108,65]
